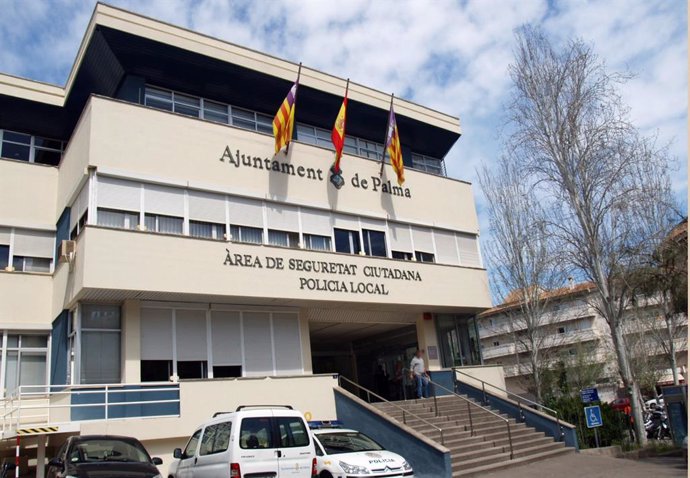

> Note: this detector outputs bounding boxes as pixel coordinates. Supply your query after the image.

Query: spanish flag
[384,104,405,185]
[272,81,298,154]
[331,81,349,174]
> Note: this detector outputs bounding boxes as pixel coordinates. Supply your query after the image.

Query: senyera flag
[273,64,301,155]
[384,102,405,185]
[331,80,349,174]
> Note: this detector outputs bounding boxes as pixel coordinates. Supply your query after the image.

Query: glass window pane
[0,245,8,269]
[3,131,31,144]
[174,93,201,117]
[145,214,156,231]
[232,118,257,130]
[190,221,213,238]
[81,331,120,384]
[277,417,309,447]
[98,209,126,228]
[363,229,387,257]
[22,336,48,348]
[33,149,62,166]
[184,430,201,457]
[12,255,24,272]
[240,417,273,449]
[5,351,18,393]
[158,215,183,234]
[7,335,19,347]
[145,88,173,111]
[81,304,121,329]
[203,101,229,123]
[23,257,51,273]
[268,230,288,247]
[239,226,263,244]
[1,142,30,161]
[232,108,255,121]
[19,353,46,386]
[256,114,273,134]
[33,137,62,150]
[334,229,359,254]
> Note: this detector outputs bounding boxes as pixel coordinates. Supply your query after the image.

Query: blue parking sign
[585,405,603,428]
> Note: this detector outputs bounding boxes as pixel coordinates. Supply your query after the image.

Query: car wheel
[320,471,333,478]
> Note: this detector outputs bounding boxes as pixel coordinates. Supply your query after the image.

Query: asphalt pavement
[481,452,687,477]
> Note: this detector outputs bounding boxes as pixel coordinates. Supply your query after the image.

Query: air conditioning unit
[59,240,76,263]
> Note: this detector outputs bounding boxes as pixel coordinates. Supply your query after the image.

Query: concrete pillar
[299,312,312,374]
[416,314,441,371]
[35,437,46,478]
[121,300,141,383]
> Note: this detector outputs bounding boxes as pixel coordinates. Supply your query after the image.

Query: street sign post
[585,404,603,448]
[580,387,600,404]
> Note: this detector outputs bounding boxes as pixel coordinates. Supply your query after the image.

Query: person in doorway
[409,349,430,399]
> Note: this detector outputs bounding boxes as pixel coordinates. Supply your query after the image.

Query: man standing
[410,349,430,399]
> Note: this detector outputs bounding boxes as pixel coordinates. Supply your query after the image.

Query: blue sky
[1,0,687,243]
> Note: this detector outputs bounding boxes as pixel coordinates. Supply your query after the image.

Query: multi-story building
[0,4,492,476]
[477,279,688,402]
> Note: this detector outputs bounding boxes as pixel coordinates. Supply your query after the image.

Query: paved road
[482,453,687,477]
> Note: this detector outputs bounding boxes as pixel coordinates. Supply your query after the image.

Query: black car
[47,435,162,478]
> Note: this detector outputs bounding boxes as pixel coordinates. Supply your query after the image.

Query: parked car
[46,435,162,478]
[610,397,631,412]
[645,395,664,410]
[311,425,413,478]
[169,405,317,478]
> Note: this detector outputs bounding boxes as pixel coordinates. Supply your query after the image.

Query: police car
[309,421,413,478]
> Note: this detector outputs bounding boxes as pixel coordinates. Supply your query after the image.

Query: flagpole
[379,93,394,177]
[285,62,302,155]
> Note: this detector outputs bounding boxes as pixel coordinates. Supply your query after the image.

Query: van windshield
[317,432,383,454]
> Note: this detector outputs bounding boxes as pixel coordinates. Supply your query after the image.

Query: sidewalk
[482,452,687,477]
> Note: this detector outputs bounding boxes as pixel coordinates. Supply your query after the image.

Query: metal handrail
[0,382,181,433]
[337,376,446,445]
[453,367,564,440]
[424,376,514,459]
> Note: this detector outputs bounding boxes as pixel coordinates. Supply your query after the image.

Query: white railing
[0,382,180,434]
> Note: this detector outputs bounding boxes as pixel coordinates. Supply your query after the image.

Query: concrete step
[451,438,566,465]
[450,434,554,456]
[451,445,574,477]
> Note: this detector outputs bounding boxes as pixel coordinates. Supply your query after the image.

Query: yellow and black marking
[16,426,59,436]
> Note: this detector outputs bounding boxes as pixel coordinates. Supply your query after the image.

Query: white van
[169,405,316,478]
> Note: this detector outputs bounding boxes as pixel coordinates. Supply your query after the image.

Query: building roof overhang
[0,3,461,159]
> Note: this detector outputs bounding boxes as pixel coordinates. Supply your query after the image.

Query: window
[177,361,208,379]
[213,365,242,378]
[190,221,225,240]
[200,422,232,456]
[362,229,387,257]
[183,430,201,458]
[231,107,273,134]
[334,228,361,254]
[145,214,183,235]
[1,130,64,165]
[141,360,172,382]
[203,100,229,124]
[296,125,333,149]
[392,251,413,260]
[268,229,299,248]
[12,256,51,273]
[303,234,331,251]
[80,305,121,384]
[240,417,273,449]
[558,327,566,334]
[144,87,173,111]
[411,153,445,175]
[359,140,383,160]
[230,225,263,244]
[415,251,435,263]
[4,334,49,394]
[97,209,140,230]
[493,341,500,347]
[277,417,310,447]
[0,245,9,269]
[174,93,201,117]
[69,210,88,240]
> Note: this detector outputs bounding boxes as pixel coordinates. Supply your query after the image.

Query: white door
[194,421,233,478]
[238,416,280,476]
[275,417,314,477]
[177,429,202,478]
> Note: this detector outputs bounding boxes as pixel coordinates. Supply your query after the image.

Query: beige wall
[75,227,490,310]
[56,102,92,219]
[416,316,442,371]
[0,273,53,329]
[122,299,142,382]
[87,97,477,234]
[78,374,338,440]
[0,160,57,229]
[454,365,507,397]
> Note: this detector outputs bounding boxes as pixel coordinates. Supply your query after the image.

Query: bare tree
[504,26,678,444]
[480,156,566,402]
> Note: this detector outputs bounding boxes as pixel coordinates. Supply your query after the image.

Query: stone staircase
[372,395,574,477]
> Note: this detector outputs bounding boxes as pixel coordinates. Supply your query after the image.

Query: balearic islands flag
[273,81,298,154]
[384,104,405,185]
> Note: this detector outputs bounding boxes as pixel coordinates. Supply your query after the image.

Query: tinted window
[68,439,150,463]
[363,229,387,257]
[334,228,360,254]
[200,422,232,456]
[240,417,273,449]
[277,417,310,447]
[184,429,201,457]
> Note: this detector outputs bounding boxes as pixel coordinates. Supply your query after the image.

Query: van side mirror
[173,448,183,459]
[47,457,63,468]
[152,457,163,465]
